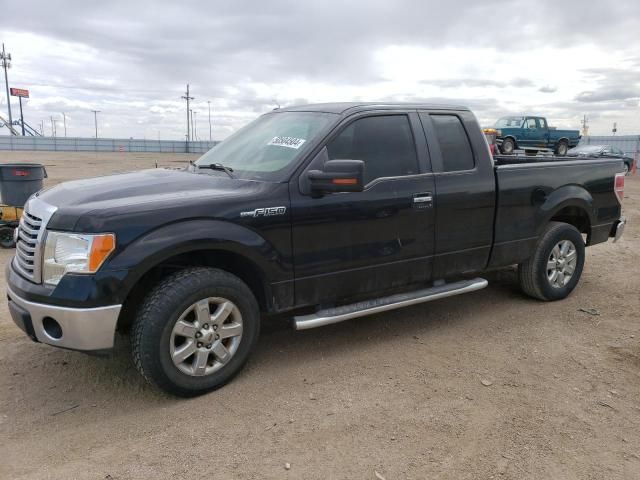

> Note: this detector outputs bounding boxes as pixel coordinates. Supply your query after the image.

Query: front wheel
[518,222,585,301]
[501,138,515,154]
[131,267,260,397]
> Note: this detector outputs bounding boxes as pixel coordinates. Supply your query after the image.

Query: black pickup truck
[6,103,626,396]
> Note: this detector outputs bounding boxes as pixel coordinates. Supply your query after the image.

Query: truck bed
[488,156,624,269]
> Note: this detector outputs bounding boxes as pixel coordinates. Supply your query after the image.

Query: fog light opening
[42,317,63,339]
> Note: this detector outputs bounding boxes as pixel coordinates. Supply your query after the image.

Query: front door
[520,117,539,147]
[290,112,436,307]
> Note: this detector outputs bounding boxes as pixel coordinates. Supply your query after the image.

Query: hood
[37,168,278,232]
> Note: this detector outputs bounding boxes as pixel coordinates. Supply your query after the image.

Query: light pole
[1,43,12,127]
[193,110,198,141]
[91,110,100,138]
[207,100,212,142]
[62,112,67,137]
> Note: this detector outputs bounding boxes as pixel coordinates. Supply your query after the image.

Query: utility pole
[62,112,67,137]
[581,114,589,137]
[208,100,212,142]
[190,109,194,141]
[612,122,617,135]
[181,84,194,144]
[50,116,57,137]
[1,43,12,128]
[91,110,100,138]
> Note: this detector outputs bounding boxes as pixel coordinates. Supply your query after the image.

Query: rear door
[290,111,436,306]
[419,111,495,278]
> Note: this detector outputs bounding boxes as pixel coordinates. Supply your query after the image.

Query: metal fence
[578,135,640,158]
[0,135,218,154]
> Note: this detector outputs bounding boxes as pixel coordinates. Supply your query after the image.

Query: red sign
[10,88,29,98]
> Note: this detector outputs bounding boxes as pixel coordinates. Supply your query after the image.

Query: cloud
[0,0,639,137]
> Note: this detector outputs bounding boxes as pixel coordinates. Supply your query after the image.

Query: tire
[131,267,260,397]
[556,141,569,156]
[0,226,15,248]
[518,222,585,301]
[501,138,515,155]
[623,162,630,176]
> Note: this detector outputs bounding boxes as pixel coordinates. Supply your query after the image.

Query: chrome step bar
[293,278,488,330]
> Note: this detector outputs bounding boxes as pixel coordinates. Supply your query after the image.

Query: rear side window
[538,118,547,129]
[430,114,475,172]
[327,115,419,184]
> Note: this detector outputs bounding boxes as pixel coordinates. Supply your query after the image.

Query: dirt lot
[0,151,638,480]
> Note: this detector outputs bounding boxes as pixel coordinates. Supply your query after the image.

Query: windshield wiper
[191,161,235,179]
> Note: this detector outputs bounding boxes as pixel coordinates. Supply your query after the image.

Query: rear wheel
[623,162,630,176]
[131,267,260,397]
[556,141,569,156]
[518,222,585,301]
[501,138,515,154]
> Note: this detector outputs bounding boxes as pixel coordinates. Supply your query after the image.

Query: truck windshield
[195,111,336,181]
[495,116,524,128]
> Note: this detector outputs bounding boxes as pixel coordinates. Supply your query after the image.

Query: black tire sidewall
[0,227,15,248]
[557,142,568,156]
[138,269,260,396]
[536,225,585,301]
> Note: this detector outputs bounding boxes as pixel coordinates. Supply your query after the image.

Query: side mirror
[307,160,365,194]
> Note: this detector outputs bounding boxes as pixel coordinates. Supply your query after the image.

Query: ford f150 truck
[494,115,581,155]
[6,103,626,396]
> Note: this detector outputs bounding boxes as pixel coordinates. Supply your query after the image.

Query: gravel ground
[0,152,638,480]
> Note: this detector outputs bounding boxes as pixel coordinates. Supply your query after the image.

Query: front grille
[12,197,57,284]
[14,211,42,281]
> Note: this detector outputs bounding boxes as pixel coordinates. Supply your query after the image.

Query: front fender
[105,218,291,300]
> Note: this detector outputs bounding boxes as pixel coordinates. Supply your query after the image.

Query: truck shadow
[6,268,526,405]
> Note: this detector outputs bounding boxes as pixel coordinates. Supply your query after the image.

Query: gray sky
[2,0,639,139]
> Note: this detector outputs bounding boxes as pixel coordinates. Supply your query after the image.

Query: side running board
[293,278,488,330]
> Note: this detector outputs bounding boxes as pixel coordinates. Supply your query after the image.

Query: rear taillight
[614,173,625,203]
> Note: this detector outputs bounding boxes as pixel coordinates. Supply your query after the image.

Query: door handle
[413,194,433,204]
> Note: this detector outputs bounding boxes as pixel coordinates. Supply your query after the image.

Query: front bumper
[7,286,121,351]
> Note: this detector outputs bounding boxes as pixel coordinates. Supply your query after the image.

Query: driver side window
[525,118,537,129]
[326,115,419,184]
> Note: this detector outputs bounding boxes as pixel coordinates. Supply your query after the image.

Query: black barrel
[0,163,47,206]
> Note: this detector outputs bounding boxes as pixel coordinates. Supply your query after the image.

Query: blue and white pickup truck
[494,116,581,155]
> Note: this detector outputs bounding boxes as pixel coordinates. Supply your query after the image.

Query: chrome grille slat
[13,197,57,284]
[19,219,39,236]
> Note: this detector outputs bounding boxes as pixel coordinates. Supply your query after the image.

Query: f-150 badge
[240,206,287,218]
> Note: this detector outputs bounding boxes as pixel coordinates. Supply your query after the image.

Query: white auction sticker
[267,136,306,149]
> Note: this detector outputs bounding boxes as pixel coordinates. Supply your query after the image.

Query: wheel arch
[538,185,595,241]
[110,219,289,331]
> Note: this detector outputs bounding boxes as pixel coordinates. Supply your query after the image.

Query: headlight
[42,232,116,286]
